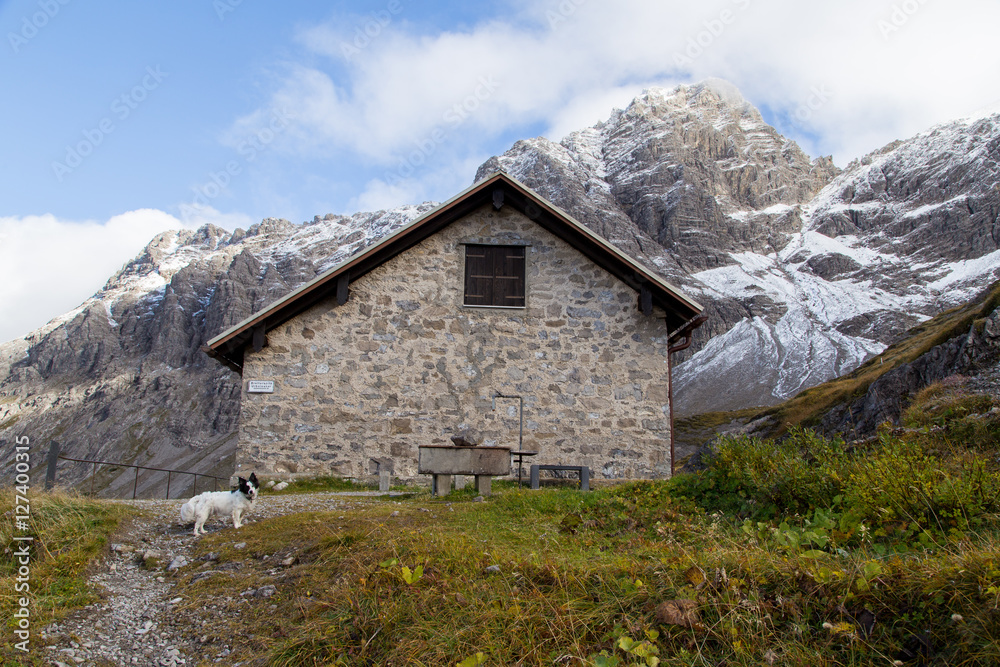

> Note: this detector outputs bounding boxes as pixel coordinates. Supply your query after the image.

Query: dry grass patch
[0,490,135,666]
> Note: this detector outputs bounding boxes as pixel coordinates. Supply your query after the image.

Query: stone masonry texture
[235,204,676,480]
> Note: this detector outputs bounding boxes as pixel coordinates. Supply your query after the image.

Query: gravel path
[40,491,409,667]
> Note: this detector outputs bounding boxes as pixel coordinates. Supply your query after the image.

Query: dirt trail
[40,491,404,667]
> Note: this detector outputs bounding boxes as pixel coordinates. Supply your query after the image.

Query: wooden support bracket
[337,273,350,306]
[639,284,653,316]
[252,325,266,352]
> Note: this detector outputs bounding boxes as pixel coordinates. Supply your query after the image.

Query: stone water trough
[418,444,511,497]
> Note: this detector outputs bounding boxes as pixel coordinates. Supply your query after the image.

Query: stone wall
[235,204,677,480]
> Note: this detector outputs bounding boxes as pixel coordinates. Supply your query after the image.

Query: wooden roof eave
[497,184,703,326]
[205,172,705,368]
[205,178,496,356]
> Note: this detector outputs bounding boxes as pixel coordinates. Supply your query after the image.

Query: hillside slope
[677,280,1000,461]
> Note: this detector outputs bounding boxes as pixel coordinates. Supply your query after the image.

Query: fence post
[166,471,172,499]
[133,466,139,500]
[45,442,59,490]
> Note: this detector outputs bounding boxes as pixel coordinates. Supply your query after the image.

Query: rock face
[820,304,1000,439]
[478,80,839,278]
[2,80,999,491]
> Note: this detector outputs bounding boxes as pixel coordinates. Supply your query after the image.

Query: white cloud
[228,0,1000,211]
[0,210,203,342]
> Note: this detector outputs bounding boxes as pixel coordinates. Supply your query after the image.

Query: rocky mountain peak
[476,82,1000,417]
[479,79,841,278]
[622,79,757,127]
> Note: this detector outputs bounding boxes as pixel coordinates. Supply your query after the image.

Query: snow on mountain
[479,82,1000,415]
[0,202,430,497]
[672,110,1000,413]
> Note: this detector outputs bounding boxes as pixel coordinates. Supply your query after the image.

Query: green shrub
[674,420,1000,546]
[670,428,847,519]
[845,433,1000,535]
[590,480,702,535]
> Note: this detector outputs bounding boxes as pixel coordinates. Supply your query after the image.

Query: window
[464,245,525,307]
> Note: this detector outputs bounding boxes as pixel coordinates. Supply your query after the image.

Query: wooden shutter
[494,246,525,307]
[464,246,492,305]
[464,245,525,307]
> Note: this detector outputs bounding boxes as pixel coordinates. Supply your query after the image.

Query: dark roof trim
[205,173,704,370]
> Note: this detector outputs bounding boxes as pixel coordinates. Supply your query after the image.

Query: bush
[670,427,847,519]
[590,480,702,535]
[901,377,997,429]
[674,422,1000,544]
[845,432,1000,534]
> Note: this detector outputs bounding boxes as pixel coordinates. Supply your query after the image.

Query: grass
[164,483,1000,667]
[7,369,1000,665]
[0,490,136,666]
[5,468,1000,665]
[168,379,1000,666]
[263,475,380,494]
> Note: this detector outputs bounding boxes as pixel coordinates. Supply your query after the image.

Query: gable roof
[205,172,705,372]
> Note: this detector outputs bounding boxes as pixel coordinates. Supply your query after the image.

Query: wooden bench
[529,464,590,491]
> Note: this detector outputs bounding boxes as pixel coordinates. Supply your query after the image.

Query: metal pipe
[493,393,523,450]
[666,315,709,475]
[495,392,529,485]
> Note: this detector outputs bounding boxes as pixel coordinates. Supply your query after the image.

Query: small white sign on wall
[247,380,275,394]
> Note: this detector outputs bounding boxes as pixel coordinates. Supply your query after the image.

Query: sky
[1,0,999,343]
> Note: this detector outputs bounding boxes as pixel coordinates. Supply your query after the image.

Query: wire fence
[45,442,230,499]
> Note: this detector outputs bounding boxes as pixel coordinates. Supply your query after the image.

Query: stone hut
[205,173,706,481]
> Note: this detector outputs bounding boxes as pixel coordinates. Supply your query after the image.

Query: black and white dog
[180,473,259,536]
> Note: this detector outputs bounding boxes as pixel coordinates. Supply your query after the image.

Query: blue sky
[2,0,999,342]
